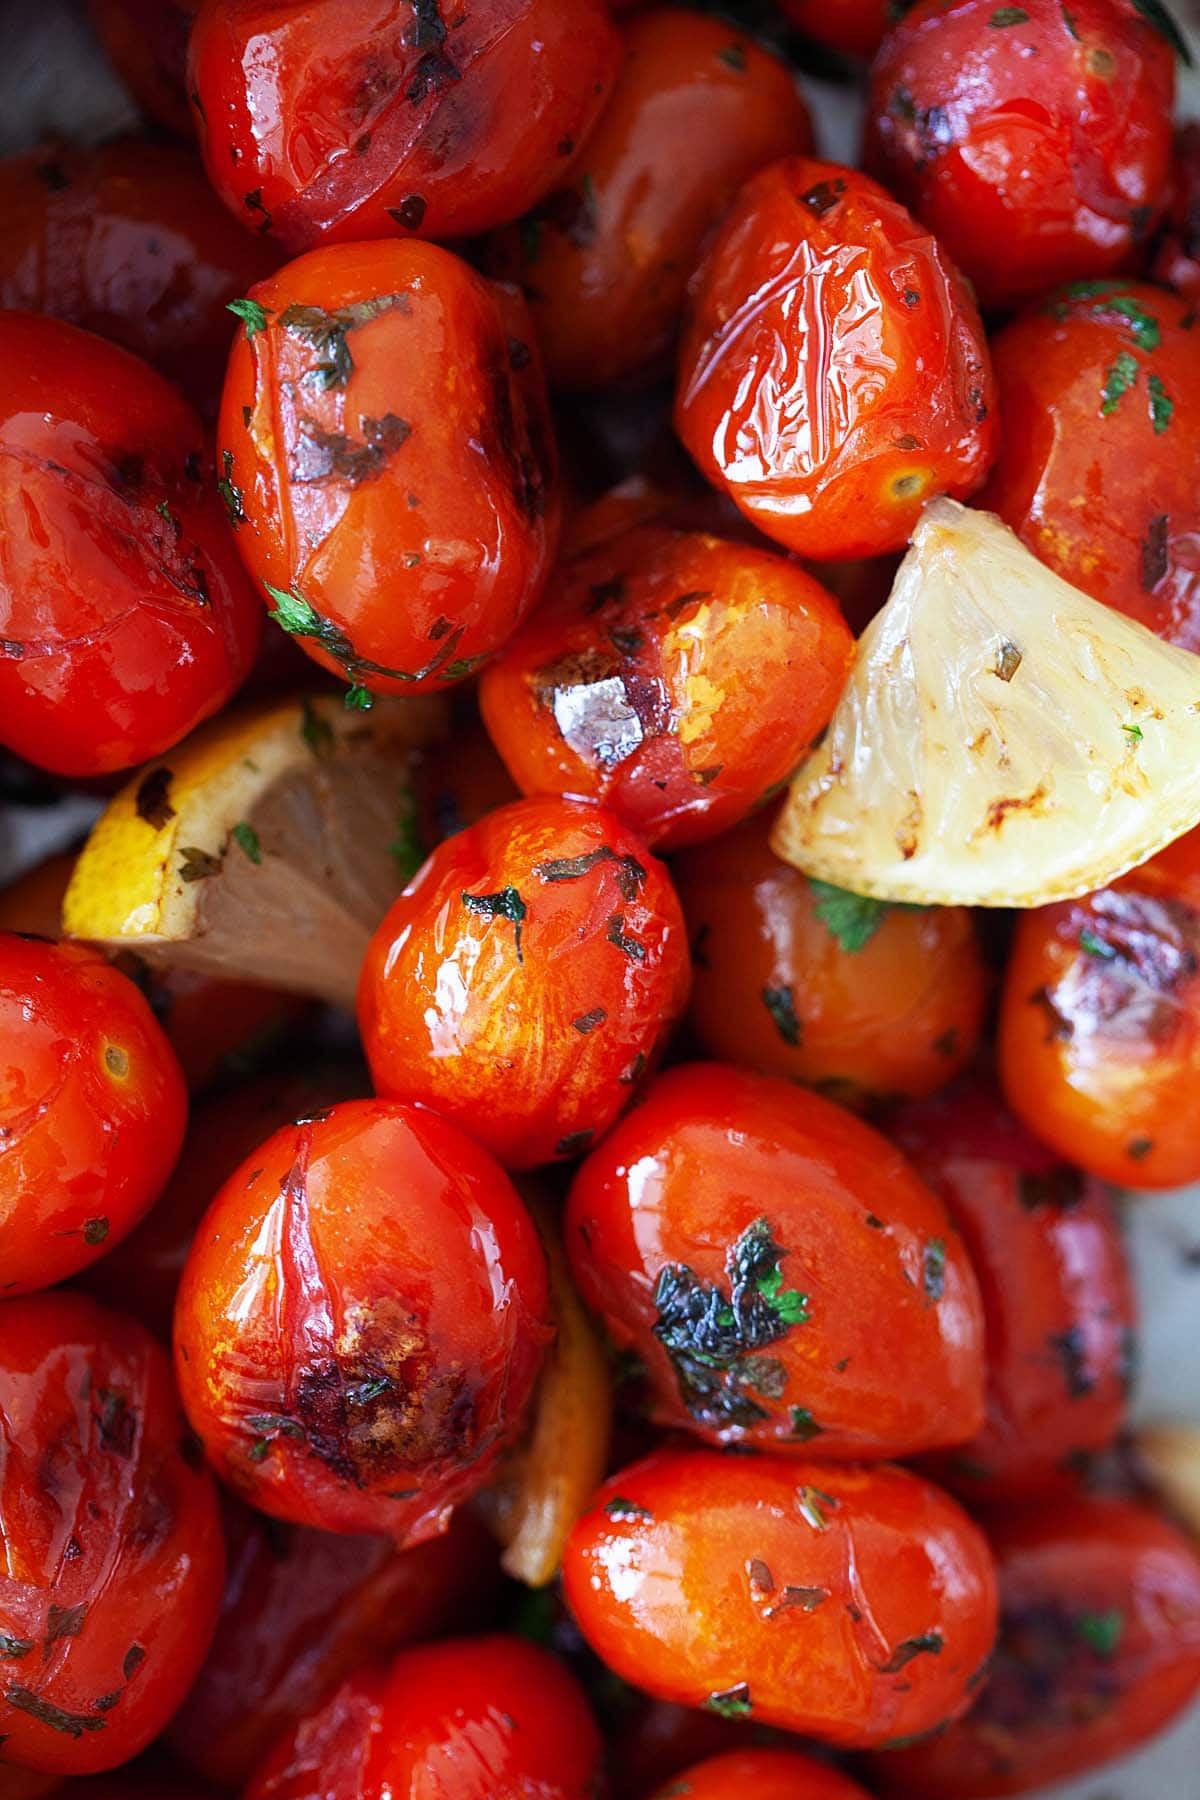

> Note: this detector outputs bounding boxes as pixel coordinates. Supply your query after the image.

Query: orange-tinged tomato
[650,1747,874,1800]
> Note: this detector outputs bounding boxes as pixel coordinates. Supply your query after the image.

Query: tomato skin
[219,242,559,698]
[865,0,1175,313]
[565,1062,985,1458]
[486,10,812,391]
[1150,124,1200,302]
[0,934,186,1297]
[0,312,261,778]
[871,1496,1200,1796]
[776,0,890,59]
[650,1748,873,1800]
[563,1450,998,1749]
[358,797,691,1168]
[675,158,997,559]
[0,1293,224,1776]
[85,1,198,136]
[173,1098,551,1540]
[188,0,622,249]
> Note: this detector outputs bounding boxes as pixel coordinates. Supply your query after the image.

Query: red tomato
[0,1293,224,1776]
[776,0,890,59]
[188,0,622,249]
[606,1695,762,1797]
[675,158,997,559]
[650,1748,873,1800]
[1150,123,1200,302]
[173,1098,551,1540]
[865,0,1176,312]
[85,1,198,136]
[218,241,559,701]
[0,312,261,778]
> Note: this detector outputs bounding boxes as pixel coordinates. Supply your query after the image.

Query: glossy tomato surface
[651,1747,873,1800]
[1150,122,1200,302]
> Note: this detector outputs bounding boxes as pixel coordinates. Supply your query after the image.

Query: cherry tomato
[243,1635,605,1799]
[0,934,186,1297]
[85,1,198,136]
[0,312,261,778]
[566,1062,985,1458]
[650,1747,874,1800]
[486,10,812,390]
[605,1695,761,1797]
[358,797,691,1168]
[188,0,622,249]
[563,1449,998,1749]
[219,241,559,700]
[865,0,1176,312]
[0,1293,224,1776]
[174,1098,551,1540]
[776,0,890,60]
[674,813,987,1104]
[871,1495,1200,1796]
[978,280,1200,647]
[997,824,1200,1187]
[1150,123,1200,302]
[675,158,997,559]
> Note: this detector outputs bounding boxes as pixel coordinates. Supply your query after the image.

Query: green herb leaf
[923,1237,947,1301]
[227,297,271,339]
[1122,720,1144,743]
[761,985,802,1047]
[461,887,528,962]
[1079,928,1117,959]
[265,583,321,636]
[217,448,247,529]
[1101,350,1139,416]
[344,684,374,711]
[809,879,902,952]
[706,1683,752,1719]
[122,1645,146,1680]
[790,1406,823,1439]
[1076,1608,1125,1655]
[230,822,262,865]
[299,697,333,757]
[1148,372,1174,434]
[989,6,1029,21]
[604,1496,653,1520]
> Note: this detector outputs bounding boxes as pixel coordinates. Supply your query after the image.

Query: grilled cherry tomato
[0,1293,223,1776]
[890,1078,1136,1497]
[0,312,261,778]
[998,824,1200,1187]
[979,280,1200,647]
[174,1098,550,1540]
[85,1,198,136]
[486,10,812,390]
[871,1495,1200,1796]
[358,797,691,1168]
[776,0,889,59]
[566,1062,985,1457]
[0,934,186,1297]
[188,0,622,249]
[865,0,1176,312]
[1150,123,1200,301]
[563,1449,997,1749]
[651,1748,874,1800]
[219,241,559,701]
[674,814,986,1103]
[242,1635,604,1799]
[675,158,997,559]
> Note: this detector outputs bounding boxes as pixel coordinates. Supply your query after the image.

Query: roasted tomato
[0,312,261,779]
[776,0,890,59]
[486,10,812,390]
[85,1,198,136]
[865,0,1176,312]
[173,1098,551,1540]
[188,0,622,249]
[563,1450,997,1749]
[0,934,186,1297]
[871,1495,1200,1796]
[650,1748,874,1800]
[998,824,1200,1187]
[358,797,691,1168]
[890,1078,1137,1497]
[219,241,559,701]
[565,1062,985,1457]
[0,1293,223,1776]
[674,814,987,1104]
[674,158,997,559]
[978,280,1200,648]
[243,1635,605,1799]
[1150,122,1200,302]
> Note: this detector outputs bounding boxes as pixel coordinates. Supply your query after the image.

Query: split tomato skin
[865,0,1175,312]
[0,1293,224,1775]
[219,241,559,698]
[1150,123,1200,302]
[565,1062,986,1458]
[650,1748,874,1800]
[478,526,853,850]
[675,158,997,559]
[562,1449,998,1749]
[358,797,692,1168]
[0,934,187,1297]
[188,0,622,249]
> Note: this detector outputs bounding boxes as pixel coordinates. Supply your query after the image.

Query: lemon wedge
[772,499,1200,907]
[63,693,444,1007]
[1135,1424,1200,1537]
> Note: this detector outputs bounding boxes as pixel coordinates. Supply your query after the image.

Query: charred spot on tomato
[95,1389,136,1458]
[1049,1325,1096,1398]
[290,414,413,487]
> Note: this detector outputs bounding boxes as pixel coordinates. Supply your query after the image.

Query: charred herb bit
[1076,1608,1124,1655]
[178,845,222,882]
[243,187,273,233]
[1128,1135,1155,1159]
[1130,0,1193,63]
[218,449,247,529]
[245,1413,306,1463]
[96,1389,136,1457]
[994,640,1022,682]
[922,1237,947,1301]
[606,914,647,962]
[1018,1166,1085,1210]
[292,413,412,486]
[461,887,528,962]
[989,5,1029,20]
[609,624,644,656]
[299,696,334,757]
[705,1683,752,1719]
[79,1217,109,1245]
[800,178,846,217]
[662,588,711,621]
[1050,1325,1096,1398]
[230,821,262,865]
[44,1603,87,1656]
[387,193,429,231]
[556,1130,595,1158]
[1056,282,1162,352]
[790,1406,822,1440]
[91,1689,123,1713]
[620,1051,646,1086]
[406,48,461,102]
[1141,513,1170,591]
[718,40,747,69]
[279,295,409,391]
[122,1645,146,1681]
[573,1007,608,1033]
[1148,372,1174,434]
[227,296,271,340]
[809,879,896,953]
[135,767,175,830]
[877,1632,944,1674]
[767,1584,830,1616]
[761,984,802,1048]
[1101,350,1139,417]
[604,1495,653,1520]
[5,1687,106,1738]
[0,1638,32,1660]
[534,845,646,900]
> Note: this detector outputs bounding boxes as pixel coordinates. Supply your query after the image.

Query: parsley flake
[1079,928,1117,959]
[878,1632,944,1673]
[790,1406,822,1439]
[809,879,909,953]
[923,1238,947,1300]
[227,297,270,339]
[299,697,333,757]
[1101,350,1139,416]
[706,1684,752,1719]
[1148,372,1174,433]
[461,887,527,962]
[230,822,262,865]
[989,5,1029,20]
[1076,1608,1125,1655]
[604,1496,653,1520]
[761,985,802,1047]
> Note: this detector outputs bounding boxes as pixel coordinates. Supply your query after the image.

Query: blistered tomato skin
[0,935,187,1297]
[188,0,622,249]
[478,527,852,850]
[173,1099,550,1540]
[651,1748,874,1800]
[85,1,198,136]
[219,242,559,699]
[358,797,692,1168]
[1150,123,1200,302]
[565,1062,985,1457]
[0,1294,224,1776]
[865,0,1175,313]
[674,158,997,560]
[563,1450,998,1749]
[872,1496,1200,1797]
[486,11,813,391]
[674,813,987,1102]
[776,0,890,59]
[979,280,1200,648]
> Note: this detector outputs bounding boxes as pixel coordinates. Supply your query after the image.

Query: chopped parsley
[264,581,469,694]
[809,878,918,952]
[761,985,802,1047]
[1101,350,1139,416]
[279,295,409,390]
[790,1406,822,1439]
[230,822,262,865]
[1079,927,1118,958]
[604,1496,653,1520]
[989,5,1029,20]
[1076,1608,1125,1655]
[299,696,333,757]
[227,297,271,340]
[389,785,424,883]
[461,887,527,962]
[1148,372,1174,433]
[923,1238,947,1301]
[534,845,645,899]
[705,1683,752,1719]
[4,1688,106,1737]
